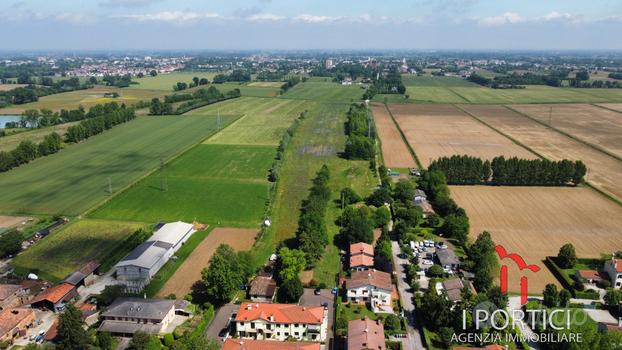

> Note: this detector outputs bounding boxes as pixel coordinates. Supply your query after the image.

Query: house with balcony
[345,269,393,313]
[234,302,328,342]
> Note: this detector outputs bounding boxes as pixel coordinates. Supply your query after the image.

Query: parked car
[422,260,433,265]
[314,288,321,295]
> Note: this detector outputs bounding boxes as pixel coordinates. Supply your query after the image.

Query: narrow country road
[391,240,426,350]
[508,296,542,350]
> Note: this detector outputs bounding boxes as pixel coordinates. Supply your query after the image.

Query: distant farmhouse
[115,221,197,292]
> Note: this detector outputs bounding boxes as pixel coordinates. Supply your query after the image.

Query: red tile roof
[346,270,392,291]
[223,339,320,350]
[0,284,21,301]
[578,270,603,280]
[611,259,622,273]
[235,303,324,325]
[350,254,374,268]
[30,283,75,304]
[0,308,35,338]
[348,317,385,350]
[78,260,100,275]
[350,242,374,256]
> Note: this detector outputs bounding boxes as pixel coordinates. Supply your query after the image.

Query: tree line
[363,68,406,100]
[212,70,251,84]
[344,103,375,160]
[428,155,586,186]
[0,133,60,172]
[269,110,307,182]
[279,76,302,94]
[65,107,136,143]
[172,76,210,91]
[0,77,92,106]
[13,102,124,129]
[150,86,241,115]
[295,165,331,268]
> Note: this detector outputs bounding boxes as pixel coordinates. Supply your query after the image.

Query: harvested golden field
[462,105,622,202]
[157,227,257,297]
[0,84,27,91]
[388,104,535,167]
[510,104,622,159]
[0,215,30,229]
[598,103,622,113]
[371,104,416,168]
[451,186,622,293]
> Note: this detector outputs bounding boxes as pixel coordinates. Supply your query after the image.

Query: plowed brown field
[510,104,622,159]
[451,186,622,293]
[462,105,622,202]
[371,104,417,168]
[157,227,257,297]
[388,104,535,167]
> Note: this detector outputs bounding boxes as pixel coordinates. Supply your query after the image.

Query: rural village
[1,24,622,350]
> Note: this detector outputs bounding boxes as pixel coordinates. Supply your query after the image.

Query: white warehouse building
[115,221,196,292]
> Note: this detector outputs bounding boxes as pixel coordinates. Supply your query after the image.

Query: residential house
[79,303,100,326]
[62,260,100,288]
[234,302,328,342]
[604,257,622,289]
[413,189,435,217]
[0,308,36,342]
[348,317,386,350]
[350,242,374,271]
[575,270,604,285]
[248,276,277,302]
[116,221,197,292]
[0,284,29,310]
[346,269,393,313]
[436,248,460,271]
[223,339,320,350]
[99,298,177,337]
[437,278,475,303]
[29,283,77,312]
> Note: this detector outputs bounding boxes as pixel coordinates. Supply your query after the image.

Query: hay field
[197,97,315,146]
[370,104,416,168]
[0,86,164,114]
[450,85,610,104]
[451,186,622,293]
[12,219,145,282]
[462,105,622,201]
[388,104,535,167]
[510,104,622,159]
[157,227,257,297]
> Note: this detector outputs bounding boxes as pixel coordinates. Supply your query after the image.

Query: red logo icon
[495,245,540,305]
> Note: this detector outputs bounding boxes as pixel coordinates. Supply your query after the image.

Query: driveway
[12,310,57,347]
[205,303,239,343]
[300,288,335,348]
[391,240,426,350]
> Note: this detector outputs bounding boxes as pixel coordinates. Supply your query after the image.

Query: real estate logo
[495,244,540,305]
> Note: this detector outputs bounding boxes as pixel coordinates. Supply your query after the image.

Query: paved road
[300,288,335,348]
[205,303,239,343]
[391,240,426,350]
[508,296,542,350]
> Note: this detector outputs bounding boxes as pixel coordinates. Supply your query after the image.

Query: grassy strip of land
[12,219,146,282]
[143,226,215,297]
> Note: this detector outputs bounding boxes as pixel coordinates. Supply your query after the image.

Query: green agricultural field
[450,85,612,104]
[406,86,468,103]
[0,86,165,114]
[401,75,478,87]
[192,97,315,146]
[90,144,274,227]
[279,82,364,102]
[133,72,219,90]
[0,114,238,216]
[12,219,146,282]
[216,82,281,98]
[0,122,79,152]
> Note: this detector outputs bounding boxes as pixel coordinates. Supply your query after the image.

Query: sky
[3,0,622,51]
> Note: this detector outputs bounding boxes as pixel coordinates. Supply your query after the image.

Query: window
[251,322,255,329]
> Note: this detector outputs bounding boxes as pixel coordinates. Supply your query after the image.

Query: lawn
[90,144,275,227]
[0,114,238,216]
[279,82,364,102]
[0,86,165,114]
[12,219,146,282]
[193,97,315,146]
[251,102,375,285]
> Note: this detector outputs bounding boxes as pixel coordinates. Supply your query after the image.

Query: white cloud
[246,13,284,22]
[117,11,220,24]
[98,0,162,8]
[479,12,525,26]
[55,13,94,24]
[293,14,340,23]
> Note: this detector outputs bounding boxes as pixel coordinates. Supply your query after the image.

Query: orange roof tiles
[235,302,324,325]
[223,339,320,350]
[31,283,75,304]
[350,254,374,268]
[348,317,385,350]
[350,242,374,256]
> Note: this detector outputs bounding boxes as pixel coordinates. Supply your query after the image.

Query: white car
[422,260,433,265]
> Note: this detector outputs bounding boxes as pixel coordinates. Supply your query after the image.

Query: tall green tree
[201,244,243,305]
[56,304,91,350]
[557,243,577,269]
